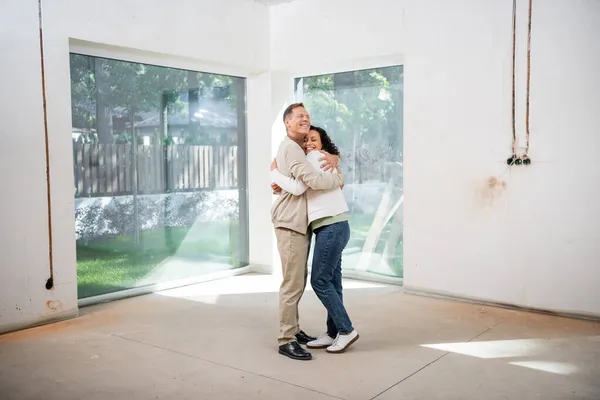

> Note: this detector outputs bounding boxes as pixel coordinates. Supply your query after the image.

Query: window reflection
[70,54,248,298]
[295,66,403,278]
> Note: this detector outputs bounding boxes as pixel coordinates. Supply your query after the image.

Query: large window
[296,66,403,278]
[70,54,248,298]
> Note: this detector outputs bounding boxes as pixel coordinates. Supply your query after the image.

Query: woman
[270,126,359,354]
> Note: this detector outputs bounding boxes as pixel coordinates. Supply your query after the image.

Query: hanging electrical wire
[38,0,54,290]
[511,0,517,156]
[507,0,519,165]
[524,0,533,156]
[507,0,533,166]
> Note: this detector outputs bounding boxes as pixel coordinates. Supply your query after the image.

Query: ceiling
[252,0,297,6]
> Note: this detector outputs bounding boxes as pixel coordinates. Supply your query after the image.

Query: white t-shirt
[271,150,349,224]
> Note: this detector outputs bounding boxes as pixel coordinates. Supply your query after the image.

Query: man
[272,103,343,361]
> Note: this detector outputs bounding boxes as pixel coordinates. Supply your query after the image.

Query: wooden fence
[73,143,238,197]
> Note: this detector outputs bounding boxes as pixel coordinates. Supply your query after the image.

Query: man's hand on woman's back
[318,151,340,172]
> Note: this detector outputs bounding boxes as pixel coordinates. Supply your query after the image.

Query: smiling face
[284,106,311,141]
[304,129,323,153]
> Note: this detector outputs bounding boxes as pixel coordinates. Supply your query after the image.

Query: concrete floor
[1,274,599,400]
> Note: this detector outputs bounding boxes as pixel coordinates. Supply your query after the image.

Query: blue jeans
[311,221,353,336]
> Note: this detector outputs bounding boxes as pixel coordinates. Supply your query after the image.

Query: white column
[246,70,295,276]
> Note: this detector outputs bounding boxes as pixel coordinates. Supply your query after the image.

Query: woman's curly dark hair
[310,125,340,156]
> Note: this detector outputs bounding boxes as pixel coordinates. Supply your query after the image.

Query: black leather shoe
[295,330,317,345]
[279,341,312,360]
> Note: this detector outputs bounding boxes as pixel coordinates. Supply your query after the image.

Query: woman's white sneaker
[307,333,335,349]
[326,330,359,353]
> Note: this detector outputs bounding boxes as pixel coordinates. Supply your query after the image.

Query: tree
[299,66,404,276]
[70,54,97,142]
[300,67,403,184]
[70,54,243,147]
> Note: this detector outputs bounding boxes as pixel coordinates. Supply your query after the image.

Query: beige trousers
[275,227,311,344]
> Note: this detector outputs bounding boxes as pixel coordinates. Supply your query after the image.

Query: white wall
[247,69,299,273]
[48,0,270,73]
[270,0,406,73]
[403,0,600,317]
[267,0,406,275]
[247,72,276,269]
[3,0,598,334]
[0,0,78,333]
[270,0,599,317]
[0,0,270,333]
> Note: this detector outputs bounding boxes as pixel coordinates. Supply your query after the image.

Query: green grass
[77,221,240,299]
[77,213,404,298]
[347,213,376,249]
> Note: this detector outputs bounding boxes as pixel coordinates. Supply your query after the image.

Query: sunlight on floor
[421,338,546,359]
[509,361,578,375]
[156,274,386,304]
[420,337,600,376]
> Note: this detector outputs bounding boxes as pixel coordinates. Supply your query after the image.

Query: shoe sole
[326,333,360,354]
[278,349,312,361]
[307,344,330,349]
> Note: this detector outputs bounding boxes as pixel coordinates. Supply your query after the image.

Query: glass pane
[295,66,404,278]
[70,54,248,299]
